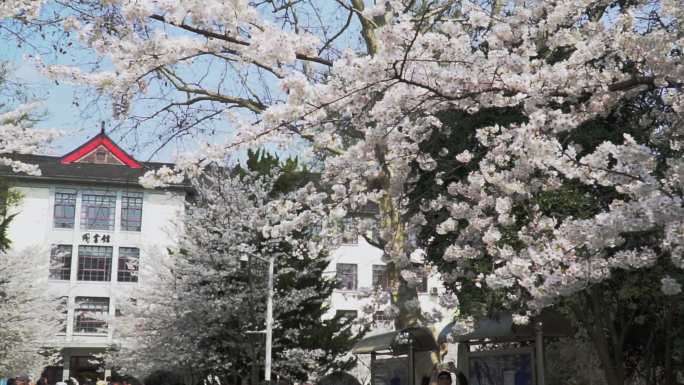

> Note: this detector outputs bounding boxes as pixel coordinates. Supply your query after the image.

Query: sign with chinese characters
[81,233,112,244]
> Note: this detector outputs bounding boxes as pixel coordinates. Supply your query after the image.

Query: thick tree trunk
[378,167,420,330]
[572,290,625,385]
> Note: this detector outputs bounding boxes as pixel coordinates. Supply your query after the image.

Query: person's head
[437,371,452,385]
[15,374,30,385]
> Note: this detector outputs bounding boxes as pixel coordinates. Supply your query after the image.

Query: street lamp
[244,254,276,384]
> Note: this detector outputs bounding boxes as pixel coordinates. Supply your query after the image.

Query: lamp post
[264,254,274,385]
[245,254,275,385]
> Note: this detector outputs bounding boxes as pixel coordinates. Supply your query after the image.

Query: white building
[324,235,454,383]
[2,132,453,384]
[2,131,189,383]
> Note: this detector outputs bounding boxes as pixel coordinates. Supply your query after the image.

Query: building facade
[2,132,189,383]
[324,234,454,383]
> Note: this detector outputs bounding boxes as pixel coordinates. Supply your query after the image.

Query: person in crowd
[37,375,49,385]
[455,372,468,385]
[437,371,452,385]
[13,375,30,385]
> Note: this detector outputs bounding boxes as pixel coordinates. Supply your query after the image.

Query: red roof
[60,129,142,169]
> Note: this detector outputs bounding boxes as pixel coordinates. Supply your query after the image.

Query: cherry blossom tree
[1,1,682,382]
[0,245,62,377]
[109,152,360,383]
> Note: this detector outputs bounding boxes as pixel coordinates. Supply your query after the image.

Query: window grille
[373,311,391,324]
[80,191,116,230]
[121,192,143,231]
[53,190,76,229]
[73,297,109,334]
[77,246,112,281]
[372,264,389,290]
[49,245,72,281]
[336,263,357,290]
[117,247,139,282]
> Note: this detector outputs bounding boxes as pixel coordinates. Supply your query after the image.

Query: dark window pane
[373,310,391,324]
[372,264,388,290]
[81,192,116,231]
[336,310,357,321]
[77,246,112,281]
[121,193,143,232]
[117,247,139,282]
[336,263,357,290]
[54,191,76,229]
[49,245,72,280]
[73,297,109,334]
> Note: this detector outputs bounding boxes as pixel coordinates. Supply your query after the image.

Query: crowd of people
[0,375,136,385]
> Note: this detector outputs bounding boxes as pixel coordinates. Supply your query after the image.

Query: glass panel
[121,193,143,232]
[53,191,76,229]
[49,245,72,280]
[336,310,358,321]
[372,264,388,290]
[336,263,357,290]
[117,247,139,282]
[373,310,391,324]
[77,246,113,281]
[73,297,109,334]
[80,192,116,231]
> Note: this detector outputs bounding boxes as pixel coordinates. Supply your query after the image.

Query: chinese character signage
[81,233,112,244]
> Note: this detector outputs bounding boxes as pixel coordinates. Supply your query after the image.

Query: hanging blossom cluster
[0,0,44,19]
[0,102,58,175]
[15,0,683,316]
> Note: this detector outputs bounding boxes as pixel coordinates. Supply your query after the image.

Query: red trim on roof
[60,132,142,168]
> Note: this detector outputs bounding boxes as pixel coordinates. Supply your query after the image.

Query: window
[341,218,358,244]
[53,190,76,229]
[373,311,391,324]
[372,264,389,290]
[56,296,68,334]
[336,310,358,321]
[117,247,139,282]
[121,192,143,231]
[73,297,109,334]
[80,191,116,230]
[77,246,112,281]
[49,245,72,281]
[336,263,357,290]
[414,264,428,293]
